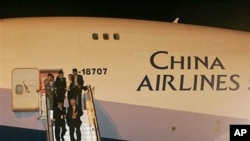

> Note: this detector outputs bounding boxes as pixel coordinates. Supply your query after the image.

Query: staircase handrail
[87,85,101,141]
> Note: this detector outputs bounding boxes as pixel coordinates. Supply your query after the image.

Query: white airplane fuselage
[0,17,250,141]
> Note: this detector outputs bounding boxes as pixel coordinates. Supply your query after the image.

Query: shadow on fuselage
[94,100,123,140]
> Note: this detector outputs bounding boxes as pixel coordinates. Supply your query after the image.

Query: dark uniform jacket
[54,76,67,93]
[72,75,84,88]
[53,106,66,126]
[66,105,83,126]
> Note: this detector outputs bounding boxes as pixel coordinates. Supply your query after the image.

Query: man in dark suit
[54,69,67,105]
[72,68,84,108]
[66,97,83,141]
[53,101,67,141]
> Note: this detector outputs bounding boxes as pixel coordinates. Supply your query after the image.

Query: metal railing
[41,84,101,141]
[85,85,101,141]
[45,92,54,141]
[36,88,54,141]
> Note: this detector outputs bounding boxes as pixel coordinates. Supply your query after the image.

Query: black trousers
[55,123,66,141]
[53,93,58,109]
[57,90,66,104]
[67,89,76,105]
[73,87,82,108]
[69,123,81,141]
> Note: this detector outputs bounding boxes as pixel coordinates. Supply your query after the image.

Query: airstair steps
[50,109,97,141]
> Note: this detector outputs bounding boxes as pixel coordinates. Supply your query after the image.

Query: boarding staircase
[49,109,97,141]
[40,85,101,141]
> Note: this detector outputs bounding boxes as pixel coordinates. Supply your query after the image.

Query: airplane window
[16,84,23,95]
[113,33,120,40]
[92,33,98,40]
[103,33,109,40]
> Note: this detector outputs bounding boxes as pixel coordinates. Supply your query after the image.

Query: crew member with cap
[54,69,67,104]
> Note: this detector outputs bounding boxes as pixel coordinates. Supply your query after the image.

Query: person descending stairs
[50,109,97,141]
[47,86,99,141]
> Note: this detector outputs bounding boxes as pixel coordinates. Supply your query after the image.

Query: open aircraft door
[12,68,40,112]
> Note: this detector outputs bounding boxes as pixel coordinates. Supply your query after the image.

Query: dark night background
[0,0,250,32]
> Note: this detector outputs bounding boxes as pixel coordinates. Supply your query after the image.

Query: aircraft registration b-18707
[0,17,249,141]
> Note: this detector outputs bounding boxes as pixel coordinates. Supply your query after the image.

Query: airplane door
[12,68,39,112]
